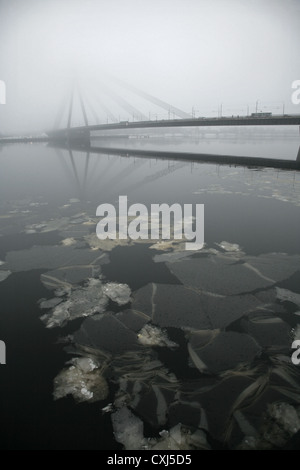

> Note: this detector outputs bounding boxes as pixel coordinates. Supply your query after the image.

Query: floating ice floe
[111,407,211,450]
[24,212,93,237]
[102,403,114,414]
[267,402,300,436]
[239,402,300,449]
[137,324,178,348]
[29,202,48,207]
[112,407,145,450]
[0,270,11,282]
[24,218,70,234]
[58,311,300,449]
[53,357,108,403]
[293,325,300,340]
[149,239,187,252]
[84,221,192,253]
[84,233,130,252]
[149,424,211,450]
[215,241,243,253]
[41,280,131,328]
[39,297,63,309]
[61,237,77,246]
[40,279,109,328]
[103,282,131,306]
[276,287,300,308]
[194,171,300,208]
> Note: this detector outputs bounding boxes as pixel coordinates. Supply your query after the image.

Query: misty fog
[0,0,300,134]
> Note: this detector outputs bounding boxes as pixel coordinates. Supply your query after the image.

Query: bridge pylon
[47,81,90,147]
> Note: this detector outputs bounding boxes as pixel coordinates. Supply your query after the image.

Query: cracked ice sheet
[244,253,300,284]
[116,309,150,332]
[132,283,262,330]
[54,357,108,403]
[187,330,261,374]
[166,252,300,296]
[166,256,275,296]
[5,245,108,272]
[74,313,141,354]
[240,313,291,351]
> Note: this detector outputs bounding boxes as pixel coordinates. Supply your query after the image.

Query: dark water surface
[0,138,300,450]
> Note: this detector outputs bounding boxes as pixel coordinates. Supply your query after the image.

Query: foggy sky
[0,0,300,133]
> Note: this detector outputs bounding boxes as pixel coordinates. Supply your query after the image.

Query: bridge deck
[66,114,300,133]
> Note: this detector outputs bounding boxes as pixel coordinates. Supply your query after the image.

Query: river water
[0,135,300,450]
